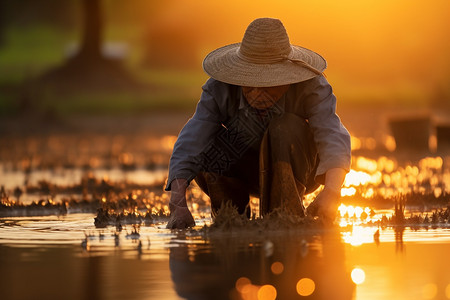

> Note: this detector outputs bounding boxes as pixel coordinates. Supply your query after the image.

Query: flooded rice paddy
[1,133,450,300]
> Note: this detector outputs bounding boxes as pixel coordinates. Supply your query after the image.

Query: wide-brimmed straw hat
[203,18,327,87]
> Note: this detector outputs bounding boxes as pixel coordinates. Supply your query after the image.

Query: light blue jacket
[166,75,351,190]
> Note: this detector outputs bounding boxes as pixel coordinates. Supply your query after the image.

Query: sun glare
[344,170,371,187]
[342,226,378,246]
[351,268,366,285]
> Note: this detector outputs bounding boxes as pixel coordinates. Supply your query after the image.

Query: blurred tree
[78,0,102,62]
[1,0,77,28]
[0,0,5,46]
[39,0,140,91]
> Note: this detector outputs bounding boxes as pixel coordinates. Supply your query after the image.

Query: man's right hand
[166,179,195,229]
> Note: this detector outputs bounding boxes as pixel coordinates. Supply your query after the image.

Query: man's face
[242,85,290,110]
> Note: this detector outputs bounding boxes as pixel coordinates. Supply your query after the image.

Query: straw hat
[203,18,327,87]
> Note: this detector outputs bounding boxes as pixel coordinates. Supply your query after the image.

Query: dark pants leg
[194,113,318,217]
[259,113,319,216]
[195,147,259,217]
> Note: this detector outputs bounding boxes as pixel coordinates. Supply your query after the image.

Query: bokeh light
[235,277,251,293]
[270,262,284,275]
[422,283,438,300]
[351,268,366,285]
[257,285,277,300]
[296,278,315,296]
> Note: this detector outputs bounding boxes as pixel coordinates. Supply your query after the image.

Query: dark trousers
[195,113,319,217]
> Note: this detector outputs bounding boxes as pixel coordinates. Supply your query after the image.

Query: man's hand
[166,179,196,229]
[306,187,341,222]
[306,168,346,223]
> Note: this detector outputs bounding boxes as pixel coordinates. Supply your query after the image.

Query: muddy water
[1,213,450,300]
[1,134,450,300]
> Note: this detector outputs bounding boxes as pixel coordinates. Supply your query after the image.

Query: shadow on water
[169,230,355,300]
[0,229,355,300]
[0,244,179,300]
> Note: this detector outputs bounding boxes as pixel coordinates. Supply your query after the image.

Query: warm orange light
[341,187,356,197]
[257,285,277,300]
[354,206,363,218]
[236,277,251,293]
[343,226,376,246]
[270,262,284,275]
[338,204,347,217]
[351,268,365,285]
[378,156,396,173]
[296,278,315,296]
[363,188,374,198]
[422,283,438,300]
[347,205,355,218]
[338,205,372,222]
[419,157,443,170]
[350,136,361,150]
[384,136,396,152]
[355,157,378,173]
[344,170,371,187]
[236,277,260,300]
[161,135,177,151]
[445,284,450,299]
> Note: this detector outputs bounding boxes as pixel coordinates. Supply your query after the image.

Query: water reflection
[0,244,180,300]
[169,230,355,300]
[394,226,405,253]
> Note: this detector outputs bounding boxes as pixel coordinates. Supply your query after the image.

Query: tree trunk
[78,0,102,61]
[0,0,5,47]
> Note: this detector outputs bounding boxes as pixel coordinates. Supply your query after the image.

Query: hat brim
[203,43,327,87]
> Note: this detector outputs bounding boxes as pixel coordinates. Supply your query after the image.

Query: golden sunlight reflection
[296,278,315,297]
[446,284,450,299]
[341,187,356,197]
[355,157,378,173]
[340,155,449,200]
[343,170,372,187]
[342,226,379,246]
[257,285,277,300]
[338,204,373,220]
[270,262,284,275]
[351,268,366,285]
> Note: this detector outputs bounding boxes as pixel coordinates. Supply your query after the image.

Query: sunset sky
[136,0,450,103]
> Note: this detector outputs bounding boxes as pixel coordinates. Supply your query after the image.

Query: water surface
[1,214,450,300]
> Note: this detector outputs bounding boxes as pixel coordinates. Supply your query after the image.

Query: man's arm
[323,168,346,193]
[301,76,351,221]
[165,79,227,191]
[302,75,352,184]
[166,79,229,229]
[166,178,195,229]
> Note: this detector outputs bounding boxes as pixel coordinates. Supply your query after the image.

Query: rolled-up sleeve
[304,76,351,183]
[165,80,224,191]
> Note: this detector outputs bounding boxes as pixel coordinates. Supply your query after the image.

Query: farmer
[165,18,351,229]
